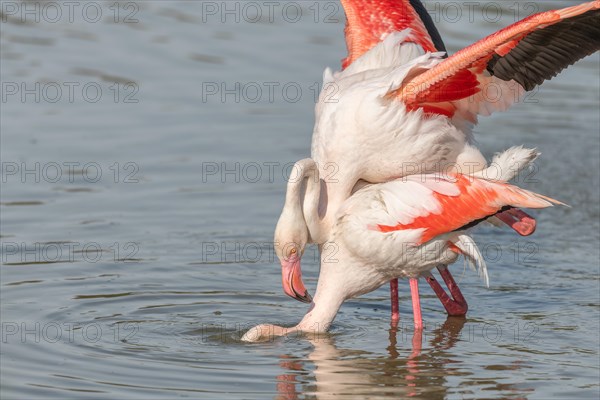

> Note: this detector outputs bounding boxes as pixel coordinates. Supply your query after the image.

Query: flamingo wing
[375,174,562,244]
[340,0,445,69]
[387,1,600,119]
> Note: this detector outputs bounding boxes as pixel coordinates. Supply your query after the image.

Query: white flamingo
[243,148,564,341]
[277,0,599,320]
[308,0,598,241]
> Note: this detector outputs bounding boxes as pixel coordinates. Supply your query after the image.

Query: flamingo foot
[390,279,399,322]
[426,266,468,316]
[496,208,536,236]
[409,278,423,330]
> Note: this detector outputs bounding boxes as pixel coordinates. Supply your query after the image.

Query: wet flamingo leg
[390,278,400,322]
[409,278,423,330]
[426,266,468,316]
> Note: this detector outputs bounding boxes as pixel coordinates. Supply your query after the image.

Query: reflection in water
[276,318,533,399]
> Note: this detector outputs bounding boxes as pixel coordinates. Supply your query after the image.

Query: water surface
[1,1,599,398]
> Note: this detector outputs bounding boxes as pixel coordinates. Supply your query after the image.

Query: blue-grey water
[1,1,599,398]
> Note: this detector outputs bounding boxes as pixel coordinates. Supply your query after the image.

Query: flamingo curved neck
[283,159,329,243]
[295,283,345,333]
[282,158,359,244]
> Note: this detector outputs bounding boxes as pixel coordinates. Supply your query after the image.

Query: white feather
[322,67,334,86]
[341,30,429,76]
[454,234,489,287]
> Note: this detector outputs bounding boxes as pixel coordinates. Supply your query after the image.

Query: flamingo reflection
[275,318,531,398]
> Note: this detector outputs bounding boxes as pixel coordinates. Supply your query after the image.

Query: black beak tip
[298,291,313,303]
[287,290,312,304]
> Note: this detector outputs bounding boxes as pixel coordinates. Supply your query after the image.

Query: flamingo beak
[281,257,312,303]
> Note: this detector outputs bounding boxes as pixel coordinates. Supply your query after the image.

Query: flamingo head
[274,213,312,303]
[278,247,312,303]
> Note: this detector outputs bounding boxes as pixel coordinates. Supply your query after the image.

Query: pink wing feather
[377,174,563,244]
[340,0,440,69]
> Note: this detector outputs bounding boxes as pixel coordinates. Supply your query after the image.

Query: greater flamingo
[244,148,563,341]
[309,1,599,241]
[279,0,599,321]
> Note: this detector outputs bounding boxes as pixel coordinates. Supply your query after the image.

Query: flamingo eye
[289,248,297,256]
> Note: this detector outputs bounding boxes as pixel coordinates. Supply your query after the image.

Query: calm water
[1,1,599,398]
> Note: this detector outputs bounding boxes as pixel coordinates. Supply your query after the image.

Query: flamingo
[308,0,599,241]
[279,0,599,320]
[243,148,564,342]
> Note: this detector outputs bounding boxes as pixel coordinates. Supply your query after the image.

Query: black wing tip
[488,9,600,91]
[409,0,448,55]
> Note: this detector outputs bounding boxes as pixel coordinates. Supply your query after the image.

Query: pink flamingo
[281,0,598,322]
[244,148,564,341]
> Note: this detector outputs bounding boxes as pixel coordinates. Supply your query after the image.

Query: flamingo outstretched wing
[341,0,445,69]
[387,1,600,119]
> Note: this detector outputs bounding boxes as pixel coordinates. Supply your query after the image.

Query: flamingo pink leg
[390,279,400,322]
[426,266,468,316]
[409,278,423,330]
